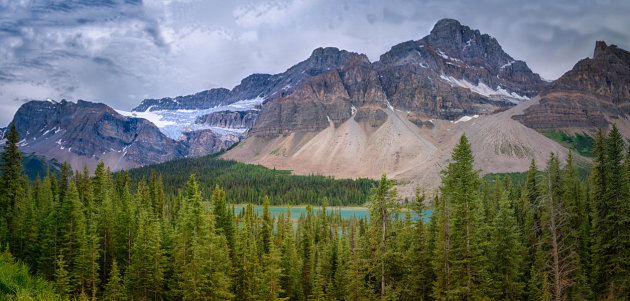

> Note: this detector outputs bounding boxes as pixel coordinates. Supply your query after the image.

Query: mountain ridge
[513,41,630,132]
[2,18,617,189]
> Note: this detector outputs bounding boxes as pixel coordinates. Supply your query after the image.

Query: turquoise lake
[232,205,433,222]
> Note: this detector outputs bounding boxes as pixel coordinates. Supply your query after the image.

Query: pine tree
[489,189,526,299]
[563,152,591,298]
[279,207,301,300]
[84,209,101,299]
[209,233,234,300]
[233,204,262,300]
[528,243,551,301]
[0,123,25,254]
[0,123,23,212]
[591,125,630,298]
[212,185,235,253]
[368,173,399,298]
[127,210,164,300]
[58,180,87,294]
[54,253,71,298]
[431,187,451,300]
[301,206,314,299]
[104,260,125,301]
[261,236,284,300]
[406,187,431,300]
[262,196,273,254]
[344,222,369,301]
[436,134,486,299]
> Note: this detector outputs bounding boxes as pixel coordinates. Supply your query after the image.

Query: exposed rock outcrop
[513,41,630,130]
[133,88,230,112]
[377,19,545,119]
[180,129,240,157]
[9,100,186,170]
[250,55,387,137]
[195,110,259,129]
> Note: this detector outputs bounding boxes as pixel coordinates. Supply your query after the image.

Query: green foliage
[591,125,630,298]
[435,135,490,299]
[124,155,376,206]
[0,251,58,300]
[1,126,629,300]
[104,260,125,301]
[543,130,595,157]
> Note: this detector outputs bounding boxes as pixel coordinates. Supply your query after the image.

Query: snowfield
[116,97,264,140]
[439,75,529,103]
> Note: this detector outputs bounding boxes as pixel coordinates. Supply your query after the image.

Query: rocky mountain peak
[594,40,610,58]
[300,47,358,74]
[592,41,630,65]
[424,18,511,69]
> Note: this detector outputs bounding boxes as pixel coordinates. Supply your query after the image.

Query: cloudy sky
[1,0,629,126]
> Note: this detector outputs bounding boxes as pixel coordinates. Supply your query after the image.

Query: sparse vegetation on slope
[543,130,595,157]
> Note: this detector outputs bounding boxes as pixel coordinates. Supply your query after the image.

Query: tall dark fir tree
[0,123,24,251]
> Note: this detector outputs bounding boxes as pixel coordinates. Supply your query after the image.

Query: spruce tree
[368,173,399,298]
[280,207,301,300]
[591,125,630,297]
[54,253,71,298]
[0,123,23,212]
[405,187,431,299]
[262,196,273,254]
[436,134,486,299]
[489,189,526,299]
[104,259,125,301]
[0,123,24,253]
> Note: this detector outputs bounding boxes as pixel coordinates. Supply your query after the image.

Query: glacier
[116,96,264,140]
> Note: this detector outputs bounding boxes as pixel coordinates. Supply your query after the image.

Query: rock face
[5,99,245,171]
[251,55,388,136]
[195,110,259,129]
[133,88,230,112]
[513,41,630,131]
[377,18,545,119]
[180,130,240,157]
[251,19,546,137]
[4,47,360,171]
[9,100,185,170]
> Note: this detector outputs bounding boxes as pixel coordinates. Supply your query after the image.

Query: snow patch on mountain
[437,49,462,62]
[116,97,263,140]
[439,75,529,103]
[453,115,479,124]
[500,60,515,69]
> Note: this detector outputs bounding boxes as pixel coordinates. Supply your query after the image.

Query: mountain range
[3,18,629,193]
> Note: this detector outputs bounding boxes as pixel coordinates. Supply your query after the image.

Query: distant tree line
[124,155,376,206]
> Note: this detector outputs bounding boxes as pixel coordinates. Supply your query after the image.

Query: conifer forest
[1,122,629,300]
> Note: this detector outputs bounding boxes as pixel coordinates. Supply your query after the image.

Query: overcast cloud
[0,0,629,126]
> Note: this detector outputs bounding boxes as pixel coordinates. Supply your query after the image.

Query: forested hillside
[124,154,376,206]
[0,122,629,300]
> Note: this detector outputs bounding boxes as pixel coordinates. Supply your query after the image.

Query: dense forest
[124,154,376,206]
[0,122,629,300]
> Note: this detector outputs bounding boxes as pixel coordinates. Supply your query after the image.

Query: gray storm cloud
[0,0,629,126]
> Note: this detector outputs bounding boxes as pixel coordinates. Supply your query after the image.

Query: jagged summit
[424,18,513,70]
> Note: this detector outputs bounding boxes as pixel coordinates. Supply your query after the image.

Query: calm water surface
[232,205,433,222]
